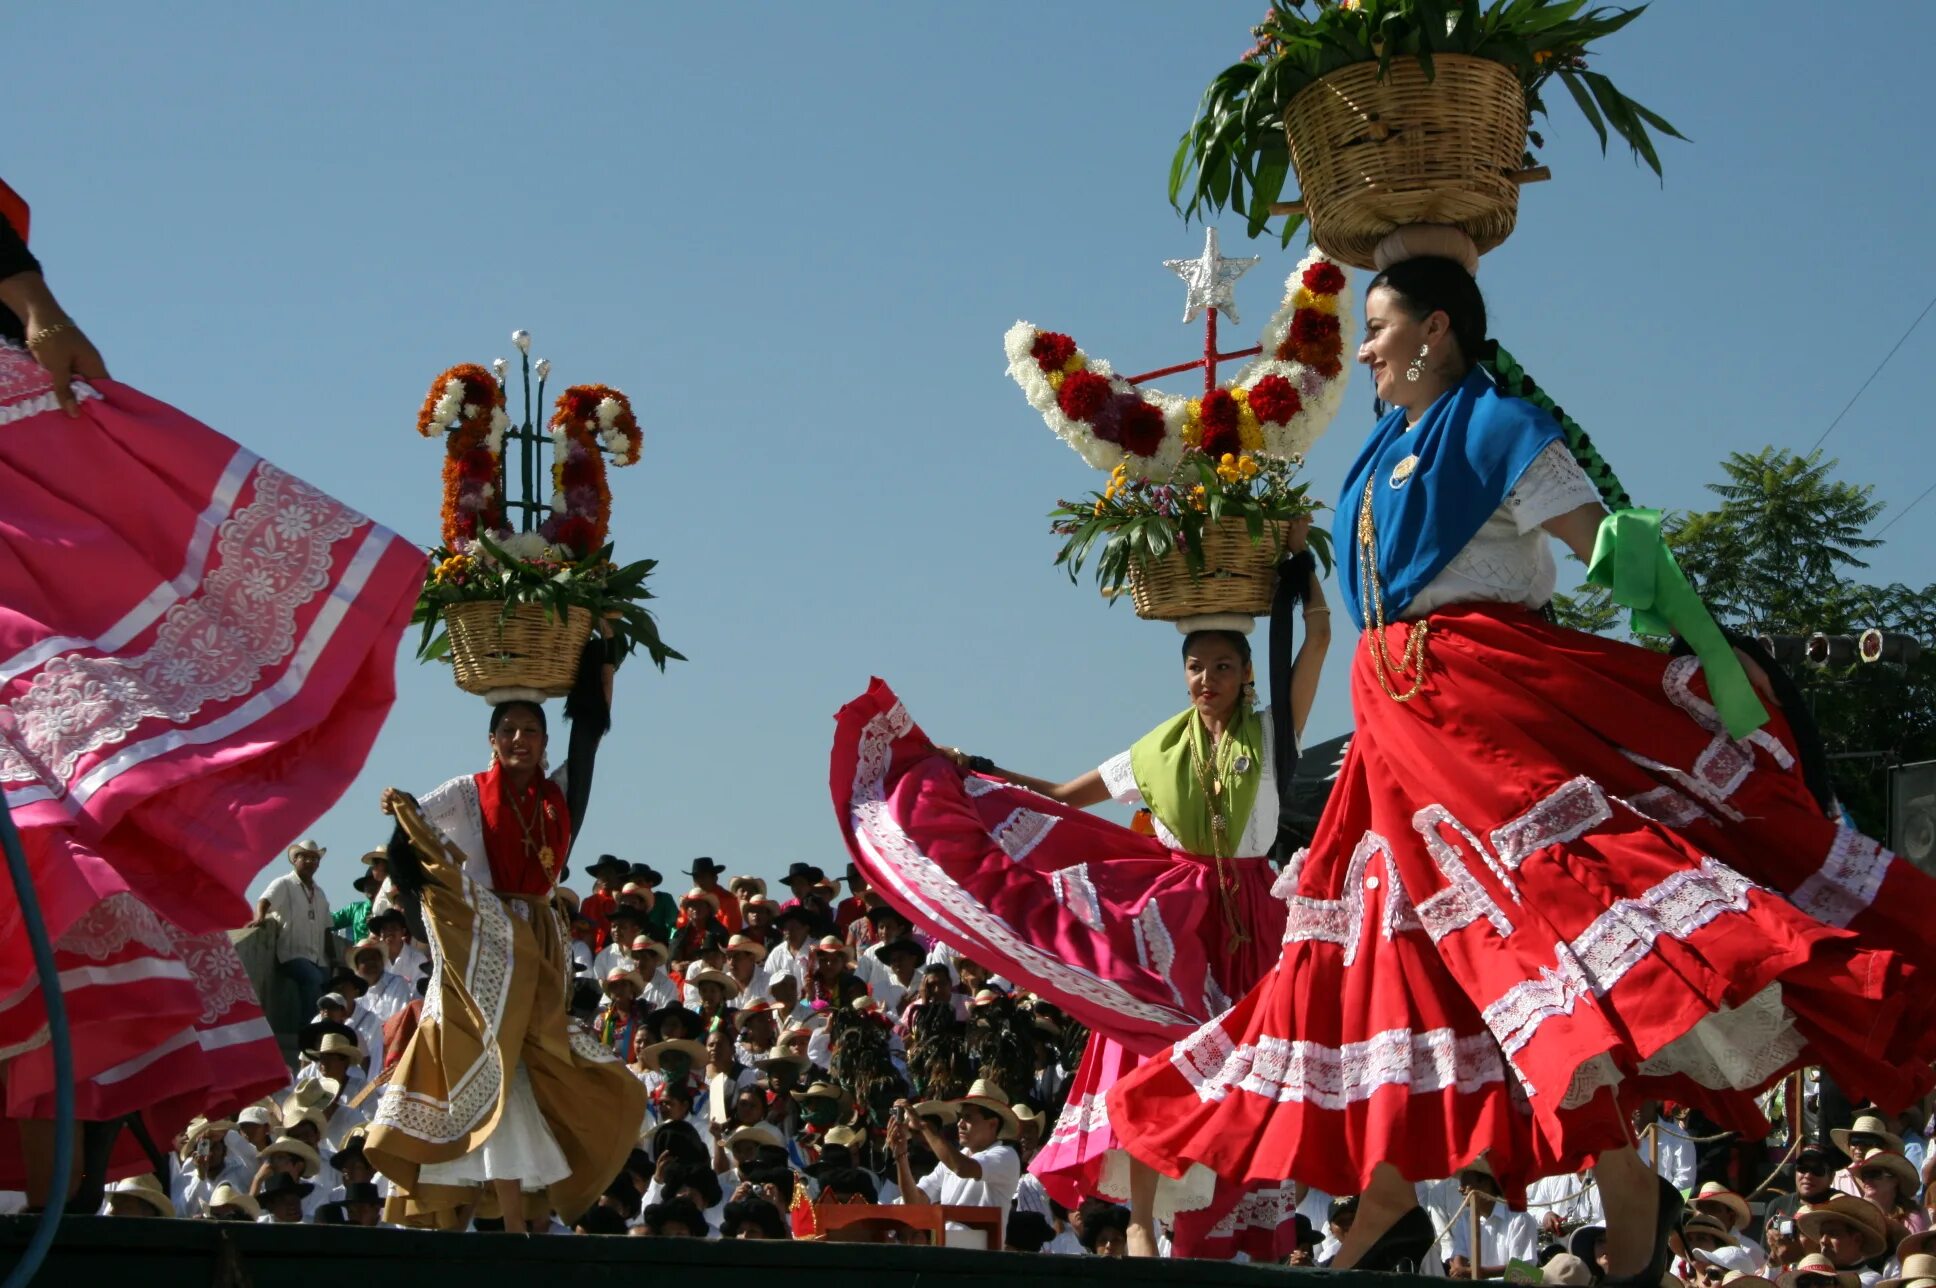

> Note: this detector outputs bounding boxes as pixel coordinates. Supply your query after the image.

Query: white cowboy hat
[1851,1148,1921,1197]
[1797,1196,1889,1261]
[728,875,768,897]
[602,967,646,993]
[259,1135,322,1179]
[205,1182,261,1220]
[1777,1255,1860,1288]
[1879,1255,1936,1288]
[726,1122,786,1152]
[953,1078,1021,1141]
[725,935,764,959]
[1831,1114,1906,1158]
[636,1038,707,1072]
[106,1173,174,1217]
[302,1032,364,1063]
[687,968,740,995]
[1693,1183,1753,1233]
[289,839,326,858]
[628,936,670,964]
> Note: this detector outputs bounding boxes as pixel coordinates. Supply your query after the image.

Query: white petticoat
[417,1061,571,1192]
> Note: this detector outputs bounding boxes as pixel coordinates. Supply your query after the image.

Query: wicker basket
[1127,520,1291,621]
[444,601,592,698]
[1282,55,1530,270]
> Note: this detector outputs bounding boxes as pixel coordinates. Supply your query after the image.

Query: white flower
[512,329,531,353]
[491,358,507,381]
[497,531,556,562]
[432,380,466,427]
[486,408,509,455]
[595,397,622,429]
[535,358,551,380]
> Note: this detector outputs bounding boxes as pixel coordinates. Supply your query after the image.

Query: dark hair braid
[1477,342,1633,512]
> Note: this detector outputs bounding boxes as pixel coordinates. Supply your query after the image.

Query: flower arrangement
[1174,0,1685,243]
[1009,247,1352,603]
[410,337,680,675]
[1004,249,1351,483]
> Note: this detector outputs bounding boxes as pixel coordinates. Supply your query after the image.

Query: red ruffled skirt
[832,680,1302,1258]
[0,344,420,1175]
[1109,605,1936,1206]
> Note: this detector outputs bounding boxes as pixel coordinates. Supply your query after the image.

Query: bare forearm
[895,1152,926,1203]
[0,271,65,331]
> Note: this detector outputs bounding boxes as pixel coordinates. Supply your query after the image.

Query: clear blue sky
[10,3,1934,911]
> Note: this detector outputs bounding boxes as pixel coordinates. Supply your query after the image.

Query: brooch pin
[1388,454,1418,488]
[1233,755,1252,774]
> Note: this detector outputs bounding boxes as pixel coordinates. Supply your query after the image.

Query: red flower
[1288,309,1341,352]
[1199,388,1239,434]
[1302,261,1346,295]
[1031,331,1076,374]
[1248,374,1302,425]
[1200,418,1241,460]
[1117,398,1166,457]
[1056,370,1112,423]
[458,447,497,481]
[551,516,596,556]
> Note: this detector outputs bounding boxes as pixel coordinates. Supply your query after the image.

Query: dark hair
[1180,629,1252,666]
[815,1166,878,1203]
[922,962,952,979]
[574,1204,630,1235]
[1367,255,1489,376]
[486,700,547,736]
[1007,1210,1055,1253]
[665,1160,722,1208]
[641,1197,708,1237]
[1078,1201,1132,1252]
[740,1161,794,1192]
[720,1196,790,1239]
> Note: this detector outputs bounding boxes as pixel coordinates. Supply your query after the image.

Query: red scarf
[473,763,569,896]
[0,179,28,245]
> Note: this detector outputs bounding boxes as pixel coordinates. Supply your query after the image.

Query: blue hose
[1,801,72,1288]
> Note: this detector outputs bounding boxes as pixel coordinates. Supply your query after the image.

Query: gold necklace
[1188,707,1249,859]
[505,780,558,880]
[1356,472,1430,702]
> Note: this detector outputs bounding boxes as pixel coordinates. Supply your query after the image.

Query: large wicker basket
[1127,520,1291,621]
[1281,55,1531,270]
[444,601,591,698]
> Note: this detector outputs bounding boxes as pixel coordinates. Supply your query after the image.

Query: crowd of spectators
[37,839,1936,1284]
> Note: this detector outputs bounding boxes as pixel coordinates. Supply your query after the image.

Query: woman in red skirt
[1106,230,1936,1280]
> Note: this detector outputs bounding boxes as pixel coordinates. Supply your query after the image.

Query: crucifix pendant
[539,845,556,870]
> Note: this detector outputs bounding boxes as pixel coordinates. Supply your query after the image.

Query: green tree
[1553,448,1936,835]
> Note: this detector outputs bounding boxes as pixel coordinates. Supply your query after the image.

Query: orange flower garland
[544,384,642,556]
[417,363,509,547]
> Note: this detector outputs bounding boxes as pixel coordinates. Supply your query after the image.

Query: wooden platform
[0,1214,1433,1288]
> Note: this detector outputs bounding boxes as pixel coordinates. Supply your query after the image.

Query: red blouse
[473,764,570,896]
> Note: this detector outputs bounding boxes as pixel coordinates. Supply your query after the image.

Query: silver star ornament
[1164,227,1260,324]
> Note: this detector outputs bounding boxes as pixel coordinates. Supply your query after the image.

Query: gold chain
[1187,707,1249,859]
[1356,473,1431,702]
[506,783,559,882]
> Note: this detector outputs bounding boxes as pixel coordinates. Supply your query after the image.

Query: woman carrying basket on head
[830,524,1332,1260]
[1104,227,1936,1279]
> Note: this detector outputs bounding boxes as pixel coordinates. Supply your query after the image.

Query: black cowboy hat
[326,969,367,997]
[365,908,408,933]
[782,862,826,885]
[865,905,911,928]
[878,936,926,963]
[685,857,725,878]
[844,863,863,883]
[298,1017,359,1055]
[629,862,665,887]
[772,905,815,929]
[607,903,646,925]
[646,1003,703,1035]
[586,853,628,878]
[352,871,383,896]
[329,1135,368,1169]
[258,1172,313,1202]
[340,1181,383,1206]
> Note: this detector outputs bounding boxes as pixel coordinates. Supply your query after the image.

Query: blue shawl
[1337,365,1564,630]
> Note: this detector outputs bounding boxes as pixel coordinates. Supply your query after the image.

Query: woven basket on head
[1282,55,1530,270]
[1127,520,1291,621]
[444,601,591,698]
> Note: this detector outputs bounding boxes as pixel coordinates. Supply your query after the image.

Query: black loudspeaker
[1889,760,1936,876]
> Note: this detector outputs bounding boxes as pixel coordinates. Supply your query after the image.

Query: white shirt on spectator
[592,943,632,982]
[1449,1205,1540,1270]
[764,939,813,986]
[359,971,413,1023]
[570,939,595,976]
[387,942,428,984]
[1639,1117,1697,1193]
[258,872,331,966]
[641,967,677,1010]
[172,1161,249,1217]
[912,1142,1021,1214]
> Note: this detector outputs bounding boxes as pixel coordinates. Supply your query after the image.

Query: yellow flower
[1239,455,1260,479]
[432,554,472,584]
[1189,483,1208,511]
[1063,353,1087,375]
[1533,49,1554,67]
[1047,370,1066,393]
[1182,398,1204,449]
[1216,453,1244,484]
[1093,499,1106,516]
[1292,287,1339,315]
[1237,405,1264,452]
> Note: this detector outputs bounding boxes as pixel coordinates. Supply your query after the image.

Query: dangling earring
[1241,679,1258,708]
[1405,344,1429,383]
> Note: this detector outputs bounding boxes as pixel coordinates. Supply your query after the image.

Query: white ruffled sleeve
[1505,440,1604,534]
[1097,750,1141,806]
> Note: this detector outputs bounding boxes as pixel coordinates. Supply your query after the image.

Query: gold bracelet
[25,320,78,349]
[1303,607,1331,618]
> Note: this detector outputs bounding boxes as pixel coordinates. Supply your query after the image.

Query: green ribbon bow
[1585,508,1768,739]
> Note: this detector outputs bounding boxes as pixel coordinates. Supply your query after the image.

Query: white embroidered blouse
[1400,440,1605,620]
[1095,712,1280,857]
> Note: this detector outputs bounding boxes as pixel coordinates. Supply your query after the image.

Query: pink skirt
[0,344,420,1164]
[831,679,1301,1257]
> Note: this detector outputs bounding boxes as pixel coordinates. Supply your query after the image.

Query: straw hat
[911,1098,960,1125]
[636,1038,707,1072]
[789,1080,851,1107]
[602,967,646,994]
[204,1182,261,1220]
[289,839,326,859]
[687,968,740,995]
[1852,1148,1921,1197]
[1879,1254,1936,1288]
[259,1135,322,1179]
[257,1171,314,1204]
[813,935,853,963]
[1831,1114,1906,1159]
[178,1115,236,1158]
[630,937,669,965]
[1777,1255,1860,1288]
[729,875,768,898]
[1693,1182,1753,1233]
[106,1173,173,1217]
[1901,1230,1936,1262]
[725,935,765,960]
[1721,1275,1779,1288]
[1797,1195,1889,1260]
[303,1032,364,1063]
[681,887,721,909]
[954,1079,1021,1141]
[281,1076,340,1119]
[726,1122,786,1151]
[1012,1102,1045,1140]
[1682,1213,1740,1248]
[823,1123,867,1149]
[754,1044,810,1075]
[1544,1254,1595,1287]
